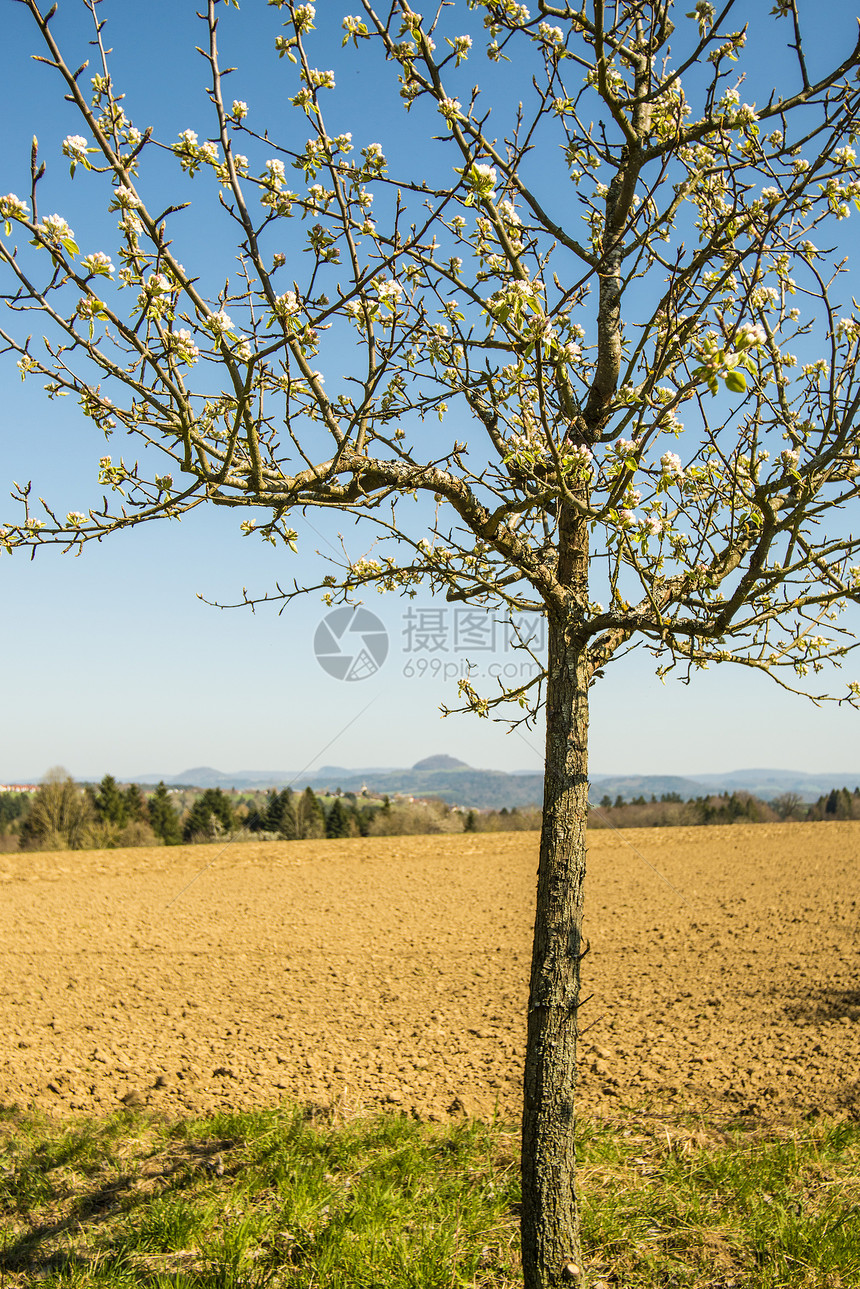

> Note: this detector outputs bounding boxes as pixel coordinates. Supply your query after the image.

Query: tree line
[589,787,860,828]
[2,773,858,853]
[0,770,467,851]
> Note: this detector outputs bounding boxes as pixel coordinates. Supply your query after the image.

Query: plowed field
[2,824,858,1122]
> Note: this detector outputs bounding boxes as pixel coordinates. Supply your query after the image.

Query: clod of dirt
[449,1092,492,1120]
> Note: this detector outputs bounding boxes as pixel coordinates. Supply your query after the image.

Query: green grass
[0,1102,858,1288]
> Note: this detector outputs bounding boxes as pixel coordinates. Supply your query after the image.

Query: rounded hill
[411,755,469,772]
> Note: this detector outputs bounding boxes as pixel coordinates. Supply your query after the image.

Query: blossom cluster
[167,329,200,365]
[172,129,219,176]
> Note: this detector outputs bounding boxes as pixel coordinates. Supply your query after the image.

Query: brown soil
[1,824,858,1123]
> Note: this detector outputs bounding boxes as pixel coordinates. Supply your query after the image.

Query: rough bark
[521,503,590,1288]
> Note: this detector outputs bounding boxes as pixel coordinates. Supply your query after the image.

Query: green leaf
[724,370,746,393]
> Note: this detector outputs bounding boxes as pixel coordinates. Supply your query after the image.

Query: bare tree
[2,1,860,1282]
[18,766,94,850]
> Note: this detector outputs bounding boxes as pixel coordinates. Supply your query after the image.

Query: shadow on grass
[0,1104,521,1289]
[0,1116,237,1283]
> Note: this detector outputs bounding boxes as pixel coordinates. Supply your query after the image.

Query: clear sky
[0,0,858,784]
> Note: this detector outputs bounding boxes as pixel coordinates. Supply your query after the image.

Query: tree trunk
[521,504,590,1288]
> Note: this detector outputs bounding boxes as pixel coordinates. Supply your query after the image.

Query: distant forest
[1,771,859,853]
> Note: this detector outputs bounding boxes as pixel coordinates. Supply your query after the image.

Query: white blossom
[110,187,142,210]
[451,34,472,63]
[76,296,105,320]
[376,279,404,304]
[537,23,563,45]
[265,158,286,188]
[465,163,497,201]
[273,290,301,317]
[498,199,522,226]
[207,309,235,335]
[615,437,639,456]
[36,214,76,248]
[0,193,29,220]
[566,443,593,472]
[660,450,684,480]
[167,328,200,365]
[80,251,115,278]
[62,134,89,160]
[736,322,766,348]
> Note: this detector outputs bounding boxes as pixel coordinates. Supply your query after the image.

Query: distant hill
[129,762,860,808]
[310,766,544,810]
[412,754,468,771]
[589,768,860,804]
[691,768,860,800]
[134,766,298,789]
[588,774,711,803]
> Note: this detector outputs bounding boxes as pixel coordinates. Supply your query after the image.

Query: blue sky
[0,0,858,784]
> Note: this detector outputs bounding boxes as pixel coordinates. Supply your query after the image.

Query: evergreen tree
[183,796,215,842]
[245,802,267,831]
[182,788,235,842]
[0,792,30,829]
[92,774,128,827]
[265,787,297,838]
[123,782,147,823]
[148,781,182,845]
[326,798,352,839]
[261,789,279,831]
[464,810,478,833]
[296,787,325,839]
[352,804,376,836]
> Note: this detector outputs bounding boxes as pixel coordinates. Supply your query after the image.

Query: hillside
[127,760,860,808]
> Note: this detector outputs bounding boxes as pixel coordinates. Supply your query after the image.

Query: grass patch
[0,1102,858,1287]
